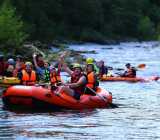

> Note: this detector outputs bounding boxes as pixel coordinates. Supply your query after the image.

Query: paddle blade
[137,64,146,69]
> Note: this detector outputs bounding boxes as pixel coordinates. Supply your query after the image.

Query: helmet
[73,63,82,69]
[86,58,94,64]
[125,63,131,67]
[7,58,15,65]
[25,61,32,66]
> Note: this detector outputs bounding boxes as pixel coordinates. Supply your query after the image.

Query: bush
[0,0,27,51]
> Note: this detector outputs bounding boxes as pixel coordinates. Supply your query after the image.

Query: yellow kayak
[0,77,20,87]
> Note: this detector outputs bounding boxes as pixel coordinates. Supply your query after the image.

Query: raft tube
[100,76,159,82]
[0,77,20,87]
[2,85,112,110]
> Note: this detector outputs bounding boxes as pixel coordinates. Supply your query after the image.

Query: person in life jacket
[86,63,99,91]
[55,63,87,100]
[86,58,99,75]
[121,63,136,78]
[13,55,25,77]
[33,53,50,82]
[0,55,7,76]
[18,62,37,85]
[49,65,62,86]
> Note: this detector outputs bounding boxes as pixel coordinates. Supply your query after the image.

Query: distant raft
[100,75,159,82]
[2,85,112,110]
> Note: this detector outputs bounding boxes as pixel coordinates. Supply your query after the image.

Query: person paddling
[121,63,136,78]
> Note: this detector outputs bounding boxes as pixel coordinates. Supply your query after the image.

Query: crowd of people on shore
[0,53,136,99]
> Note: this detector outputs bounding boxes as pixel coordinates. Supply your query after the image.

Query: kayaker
[97,60,110,77]
[55,63,87,100]
[86,58,99,75]
[18,62,37,85]
[121,63,136,78]
[86,63,99,91]
[0,55,7,76]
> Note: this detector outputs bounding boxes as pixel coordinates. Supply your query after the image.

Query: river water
[0,42,160,140]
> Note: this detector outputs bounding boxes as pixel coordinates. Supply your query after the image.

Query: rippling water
[0,42,160,140]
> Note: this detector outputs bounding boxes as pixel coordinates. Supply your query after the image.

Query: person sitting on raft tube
[18,62,37,86]
[33,53,50,82]
[121,63,136,78]
[55,63,87,100]
[13,55,25,77]
[4,58,15,77]
[86,58,99,75]
[86,63,99,91]
[49,65,62,86]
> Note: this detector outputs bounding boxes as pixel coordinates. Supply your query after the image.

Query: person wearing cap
[55,63,87,100]
[86,63,99,91]
[86,58,99,75]
[121,63,136,78]
[18,62,37,85]
[0,55,7,76]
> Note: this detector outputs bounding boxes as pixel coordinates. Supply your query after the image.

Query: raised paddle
[114,63,146,71]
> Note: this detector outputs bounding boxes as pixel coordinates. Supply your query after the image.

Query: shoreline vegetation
[1,0,160,62]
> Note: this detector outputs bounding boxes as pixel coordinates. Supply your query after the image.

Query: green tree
[137,16,155,40]
[0,0,27,51]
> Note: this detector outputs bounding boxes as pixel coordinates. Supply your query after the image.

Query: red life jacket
[71,73,86,95]
[0,61,7,76]
[22,70,36,85]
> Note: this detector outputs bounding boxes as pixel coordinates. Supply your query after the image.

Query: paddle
[84,87,118,108]
[114,63,146,71]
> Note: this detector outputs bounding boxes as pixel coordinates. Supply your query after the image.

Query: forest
[1,0,160,48]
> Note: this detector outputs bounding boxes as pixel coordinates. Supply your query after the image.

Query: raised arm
[62,63,73,76]
[32,53,39,68]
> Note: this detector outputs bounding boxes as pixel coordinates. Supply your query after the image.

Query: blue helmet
[7,58,15,65]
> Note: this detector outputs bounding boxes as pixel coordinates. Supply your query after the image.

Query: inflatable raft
[100,76,159,82]
[2,85,112,110]
[0,77,20,87]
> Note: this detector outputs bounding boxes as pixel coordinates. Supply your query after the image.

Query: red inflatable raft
[2,85,112,110]
[100,76,159,82]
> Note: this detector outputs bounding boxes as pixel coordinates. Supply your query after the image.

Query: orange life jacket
[50,73,61,85]
[86,72,95,89]
[86,71,99,91]
[22,70,36,85]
